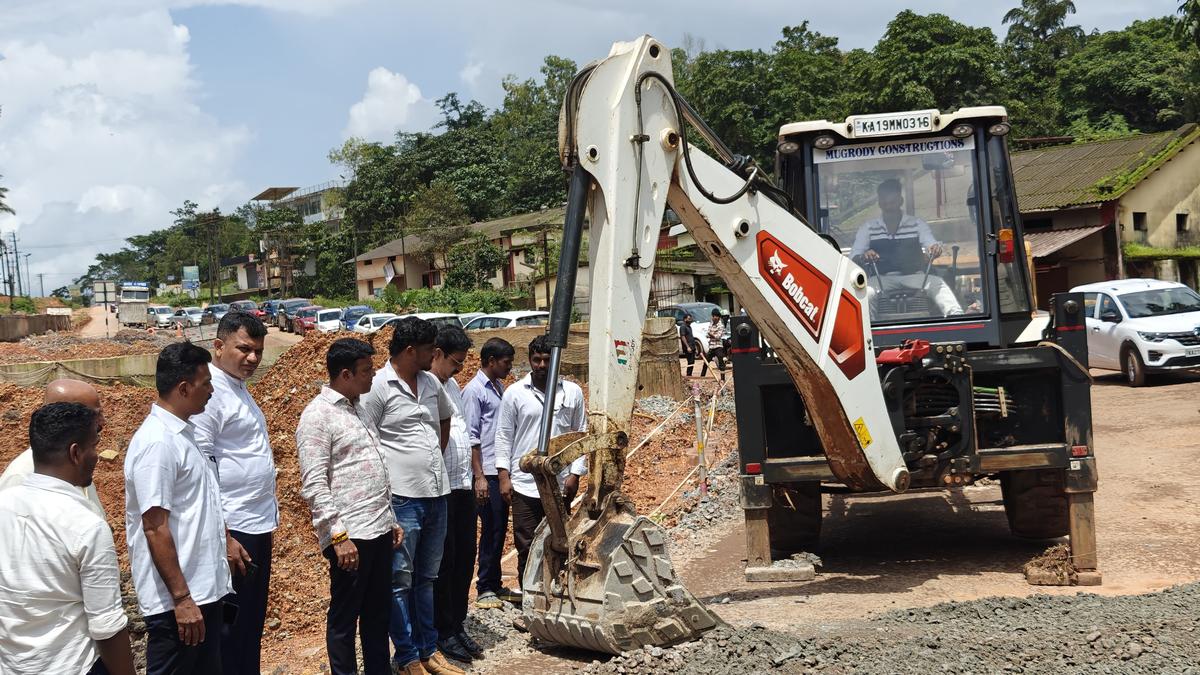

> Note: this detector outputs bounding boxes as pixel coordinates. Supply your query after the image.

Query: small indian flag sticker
[614,339,629,365]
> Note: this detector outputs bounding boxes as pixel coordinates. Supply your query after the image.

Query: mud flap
[522,500,722,654]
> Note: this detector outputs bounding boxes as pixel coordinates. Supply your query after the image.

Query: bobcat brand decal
[757,231,831,340]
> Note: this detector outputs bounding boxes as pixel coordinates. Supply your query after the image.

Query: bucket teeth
[522,514,722,654]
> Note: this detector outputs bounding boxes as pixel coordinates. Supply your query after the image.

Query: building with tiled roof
[1012,124,1200,305]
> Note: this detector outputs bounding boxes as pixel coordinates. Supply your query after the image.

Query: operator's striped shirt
[850,215,941,274]
[849,215,939,258]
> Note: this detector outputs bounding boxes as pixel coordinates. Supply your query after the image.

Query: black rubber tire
[1122,346,1147,387]
[767,481,823,556]
[1000,469,1069,539]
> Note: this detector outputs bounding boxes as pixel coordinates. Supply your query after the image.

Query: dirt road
[78,303,117,338]
[468,370,1200,674]
[679,370,1200,632]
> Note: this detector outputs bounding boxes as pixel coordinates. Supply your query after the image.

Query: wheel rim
[1127,353,1137,383]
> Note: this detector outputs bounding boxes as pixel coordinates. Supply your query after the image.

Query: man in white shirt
[191,312,276,675]
[495,335,587,592]
[0,402,134,675]
[850,178,963,318]
[429,326,484,664]
[0,378,107,517]
[360,317,462,675]
[126,342,232,675]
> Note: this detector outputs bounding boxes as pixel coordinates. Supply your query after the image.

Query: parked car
[1073,278,1200,386]
[202,303,231,324]
[228,299,264,319]
[457,311,485,327]
[655,302,730,349]
[291,305,325,336]
[341,305,373,331]
[386,313,463,331]
[170,306,205,328]
[146,305,175,329]
[463,311,550,330]
[315,308,344,333]
[261,299,282,322]
[277,298,312,333]
[352,313,398,335]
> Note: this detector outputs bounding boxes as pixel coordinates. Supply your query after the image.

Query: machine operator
[850,178,963,319]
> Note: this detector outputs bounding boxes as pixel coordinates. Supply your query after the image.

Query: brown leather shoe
[393,660,428,675]
[421,651,465,675]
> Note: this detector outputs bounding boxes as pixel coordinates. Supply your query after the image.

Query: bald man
[0,379,107,517]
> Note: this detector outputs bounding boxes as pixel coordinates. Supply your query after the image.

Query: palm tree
[0,176,13,216]
[1003,0,1083,58]
[1003,0,1076,38]
[1177,0,1200,48]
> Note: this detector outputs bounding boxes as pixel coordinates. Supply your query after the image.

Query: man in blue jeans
[461,337,516,609]
[361,317,462,675]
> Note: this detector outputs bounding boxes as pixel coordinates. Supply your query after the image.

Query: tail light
[998,227,1015,264]
[744,462,762,475]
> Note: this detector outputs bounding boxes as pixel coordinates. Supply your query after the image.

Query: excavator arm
[519,35,908,654]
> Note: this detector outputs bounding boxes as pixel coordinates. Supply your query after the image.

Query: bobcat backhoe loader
[516,35,1097,655]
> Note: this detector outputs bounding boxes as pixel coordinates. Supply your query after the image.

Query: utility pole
[1,239,12,311]
[23,253,30,297]
[10,233,21,297]
[541,228,551,311]
[38,272,45,298]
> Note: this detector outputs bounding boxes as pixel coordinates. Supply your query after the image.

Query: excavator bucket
[521,495,721,654]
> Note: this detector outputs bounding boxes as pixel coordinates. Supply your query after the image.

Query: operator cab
[777,107,1035,348]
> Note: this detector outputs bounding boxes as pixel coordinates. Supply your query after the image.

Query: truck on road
[116,281,151,328]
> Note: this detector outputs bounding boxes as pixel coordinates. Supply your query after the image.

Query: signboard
[182,280,201,291]
[182,265,200,282]
[92,281,117,305]
[849,109,936,138]
[120,280,150,288]
[813,135,973,165]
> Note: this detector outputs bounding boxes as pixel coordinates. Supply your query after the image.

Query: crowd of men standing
[0,310,587,675]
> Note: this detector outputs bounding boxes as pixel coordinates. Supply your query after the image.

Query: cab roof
[779,106,1008,140]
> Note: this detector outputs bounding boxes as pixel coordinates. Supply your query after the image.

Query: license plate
[1187,347,1200,357]
[851,110,936,138]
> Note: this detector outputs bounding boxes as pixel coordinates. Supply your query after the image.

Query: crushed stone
[582,583,1200,674]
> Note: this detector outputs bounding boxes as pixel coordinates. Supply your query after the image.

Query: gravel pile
[671,452,741,534]
[582,583,1200,674]
[635,395,682,418]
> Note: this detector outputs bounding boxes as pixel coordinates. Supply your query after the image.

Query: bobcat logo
[767,249,787,276]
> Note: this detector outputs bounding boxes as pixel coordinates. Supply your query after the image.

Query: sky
[0,0,1179,291]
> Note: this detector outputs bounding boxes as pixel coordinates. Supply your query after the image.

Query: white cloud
[459,61,484,89]
[0,8,249,284]
[343,67,437,142]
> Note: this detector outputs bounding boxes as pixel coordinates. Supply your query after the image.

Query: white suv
[1072,279,1200,386]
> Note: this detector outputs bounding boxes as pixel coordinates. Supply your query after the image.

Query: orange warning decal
[757,231,831,340]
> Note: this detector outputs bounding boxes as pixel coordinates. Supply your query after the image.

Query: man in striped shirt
[850,178,963,318]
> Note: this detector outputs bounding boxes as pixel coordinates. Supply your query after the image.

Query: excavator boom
[520,35,909,654]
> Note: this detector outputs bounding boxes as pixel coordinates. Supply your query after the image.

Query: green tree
[406,179,471,272]
[1058,18,1197,133]
[490,55,575,214]
[1001,0,1084,136]
[444,233,506,289]
[848,11,1007,114]
[1177,0,1200,48]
